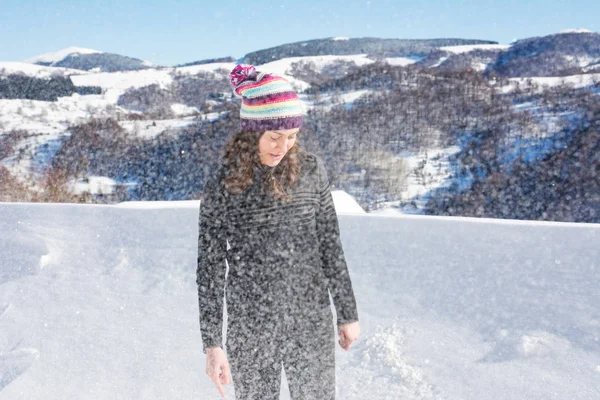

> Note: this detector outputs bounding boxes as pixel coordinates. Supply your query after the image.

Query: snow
[0,93,119,136]
[559,28,594,34]
[113,200,198,209]
[71,69,174,100]
[367,207,403,216]
[563,54,600,68]
[119,115,223,139]
[431,56,449,68]
[170,103,198,116]
[0,62,83,78]
[472,61,488,72]
[331,37,350,41]
[439,44,511,54]
[256,55,376,91]
[175,62,235,75]
[0,202,598,399]
[384,57,421,66]
[72,176,118,195]
[331,190,365,214]
[24,47,103,64]
[69,63,231,103]
[583,62,600,73]
[390,146,464,213]
[301,89,373,112]
[502,72,600,93]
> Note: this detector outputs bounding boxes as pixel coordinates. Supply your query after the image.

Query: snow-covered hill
[502,72,600,93]
[24,46,103,65]
[0,202,598,399]
[2,32,600,215]
[24,47,156,72]
[0,61,83,78]
[490,31,600,77]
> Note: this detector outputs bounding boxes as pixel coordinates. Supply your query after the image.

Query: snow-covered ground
[0,93,119,135]
[300,89,373,111]
[0,62,84,78]
[1,202,598,399]
[118,114,222,139]
[374,146,465,214]
[331,190,366,214]
[384,57,422,66]
[501,73,600,93]
[256,54,376,91]
[439,44,511,54]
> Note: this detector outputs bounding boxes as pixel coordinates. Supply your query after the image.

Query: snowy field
[0,201,598,399]
[501,72,600,93]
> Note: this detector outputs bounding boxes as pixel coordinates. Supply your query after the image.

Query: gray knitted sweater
[196,152,358,351]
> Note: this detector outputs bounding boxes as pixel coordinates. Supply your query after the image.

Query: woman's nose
[276,139,290,151]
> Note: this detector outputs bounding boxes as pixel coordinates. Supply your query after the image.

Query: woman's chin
[261,154,285,167]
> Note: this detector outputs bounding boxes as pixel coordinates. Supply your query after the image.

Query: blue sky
[1,0,599,66]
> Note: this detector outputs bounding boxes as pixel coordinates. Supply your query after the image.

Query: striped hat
[229,64,303,131]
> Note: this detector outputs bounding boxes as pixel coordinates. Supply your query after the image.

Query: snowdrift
[0,202,598,399]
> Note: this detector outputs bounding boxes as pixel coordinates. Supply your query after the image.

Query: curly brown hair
[221,130,305,200]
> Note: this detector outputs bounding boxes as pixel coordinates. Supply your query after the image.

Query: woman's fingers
[207,371,225,397]
[338,322,360,351]
[339,338,351,350]
[220,363,233,384]
[206,348,231,397]
[338,329,350,350]
[214,377,225,397]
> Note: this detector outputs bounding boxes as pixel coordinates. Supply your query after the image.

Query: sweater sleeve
[315,157,359,325]
[196,175,228,353]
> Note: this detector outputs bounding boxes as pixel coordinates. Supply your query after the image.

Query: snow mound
[331,190,365,214]
[340,324,438,399]
[518,331,571,358]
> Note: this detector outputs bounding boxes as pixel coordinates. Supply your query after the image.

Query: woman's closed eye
[270,134,296,141]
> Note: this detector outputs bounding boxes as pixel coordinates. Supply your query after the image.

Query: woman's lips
[271,153,283,159]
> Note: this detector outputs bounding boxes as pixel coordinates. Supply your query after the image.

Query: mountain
[25,46,157,72]
[175,56,236,68]
[242,37,498,65]
[2,32,600,224]
[25,46,102,65]
[487,31,600,77]
[417,44,510,72]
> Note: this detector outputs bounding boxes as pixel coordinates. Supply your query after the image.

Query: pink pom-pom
[229,64,256,87]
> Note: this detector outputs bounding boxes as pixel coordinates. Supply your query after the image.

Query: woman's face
[258,128,299,167]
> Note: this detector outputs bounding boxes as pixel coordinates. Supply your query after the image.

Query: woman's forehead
[269,128,300,136]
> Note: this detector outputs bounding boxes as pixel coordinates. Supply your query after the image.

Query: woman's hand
[205,347,232,397]
[338,321,360,351]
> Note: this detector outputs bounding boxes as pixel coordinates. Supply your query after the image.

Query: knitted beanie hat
[229,64,303,131]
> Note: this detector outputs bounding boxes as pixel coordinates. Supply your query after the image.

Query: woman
[197,64,360,399]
